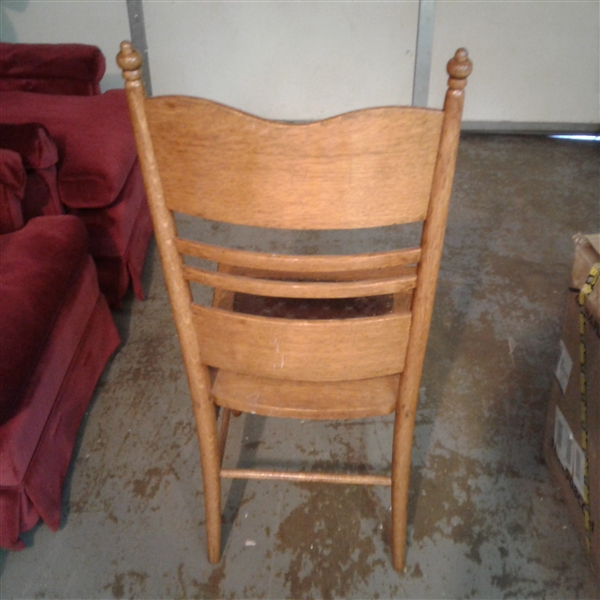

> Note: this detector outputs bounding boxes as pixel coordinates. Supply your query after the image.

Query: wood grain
[391,47,473,571]
[221,469,391,486]
[192,305,411,381]
[176,237,421,273]
[118,40,472,572]
[117,41,223,564]
[212,370,399,419]
[146,99,443,230]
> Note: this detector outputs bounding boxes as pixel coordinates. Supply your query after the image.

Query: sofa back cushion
[0,90,136,210]
[0,42,105,96]
[0,123,63,220]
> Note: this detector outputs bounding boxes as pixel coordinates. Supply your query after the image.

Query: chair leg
[391,403,417,572]
[190,376,222,564]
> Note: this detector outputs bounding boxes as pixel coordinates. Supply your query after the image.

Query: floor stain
[104,570,150,600]
[131,466,164,500]
[190,559,227,599]
[412,448,488,564]
[275,478,389,599]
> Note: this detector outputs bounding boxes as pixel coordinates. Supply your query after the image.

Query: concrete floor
[1,134,599,599]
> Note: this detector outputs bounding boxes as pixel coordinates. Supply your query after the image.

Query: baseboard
[461,121,600,135]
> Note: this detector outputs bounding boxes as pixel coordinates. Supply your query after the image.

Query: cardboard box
[543,233,600,581]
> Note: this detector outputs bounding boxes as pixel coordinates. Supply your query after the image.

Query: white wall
[144,2,419,121]
[429,1,600,124]
[1,0,597,126]
[0,0,130,91]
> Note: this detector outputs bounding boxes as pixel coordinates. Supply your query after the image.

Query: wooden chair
[117,43,471,571]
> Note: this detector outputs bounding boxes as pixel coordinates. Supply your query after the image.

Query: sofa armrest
[0,43,105,96]
[0,149,26,233]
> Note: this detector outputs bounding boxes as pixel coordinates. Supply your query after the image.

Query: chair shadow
[220,412,268,550]
[219,411,416,560]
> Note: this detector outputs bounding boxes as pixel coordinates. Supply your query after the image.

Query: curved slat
[224,264,417,283]
[147,98,443,229]
[176,238,422,272]
[183,265,416,299]
[192,305,411,381]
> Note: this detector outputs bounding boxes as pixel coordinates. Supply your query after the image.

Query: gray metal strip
[461,121,600,135]
[282,120,599,135]
[126,0,152,96]
[412,0,436,107]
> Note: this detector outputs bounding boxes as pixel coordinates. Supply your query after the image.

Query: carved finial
[117,41,143,85]
[447,48,472,90]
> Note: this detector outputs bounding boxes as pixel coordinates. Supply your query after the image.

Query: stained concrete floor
[1,134,599,599]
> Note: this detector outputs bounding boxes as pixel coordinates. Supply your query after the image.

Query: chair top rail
[151,95,442,127]
[145,97,444,230]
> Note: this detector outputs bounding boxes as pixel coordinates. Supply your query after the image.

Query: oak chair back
[117,42,471,571]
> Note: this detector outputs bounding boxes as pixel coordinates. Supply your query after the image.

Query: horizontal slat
[224,264,417,283]
[193,305,410,381]
[212,370,399,419]
[147,97,443,229]
[220,469,391,486]
[176,238,421,273]
[183,265,416,298]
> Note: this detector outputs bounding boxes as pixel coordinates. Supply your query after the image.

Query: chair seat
[212,370,399,419]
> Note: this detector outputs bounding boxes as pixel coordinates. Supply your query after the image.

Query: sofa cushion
[0,123,63,219]
[0,123,59,170]
[0,215,88,424]
[0,90,136,210]
[0,149,26,234]
[0,42,105,96]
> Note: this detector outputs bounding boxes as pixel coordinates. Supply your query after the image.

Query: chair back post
[392,48,472,571]
[117,41,222,563]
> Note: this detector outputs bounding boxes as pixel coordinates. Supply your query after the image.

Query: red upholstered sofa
[0,42,153,308]
[0,147,120,550]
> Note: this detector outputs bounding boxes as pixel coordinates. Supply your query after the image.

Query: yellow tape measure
[577,262,600,553]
